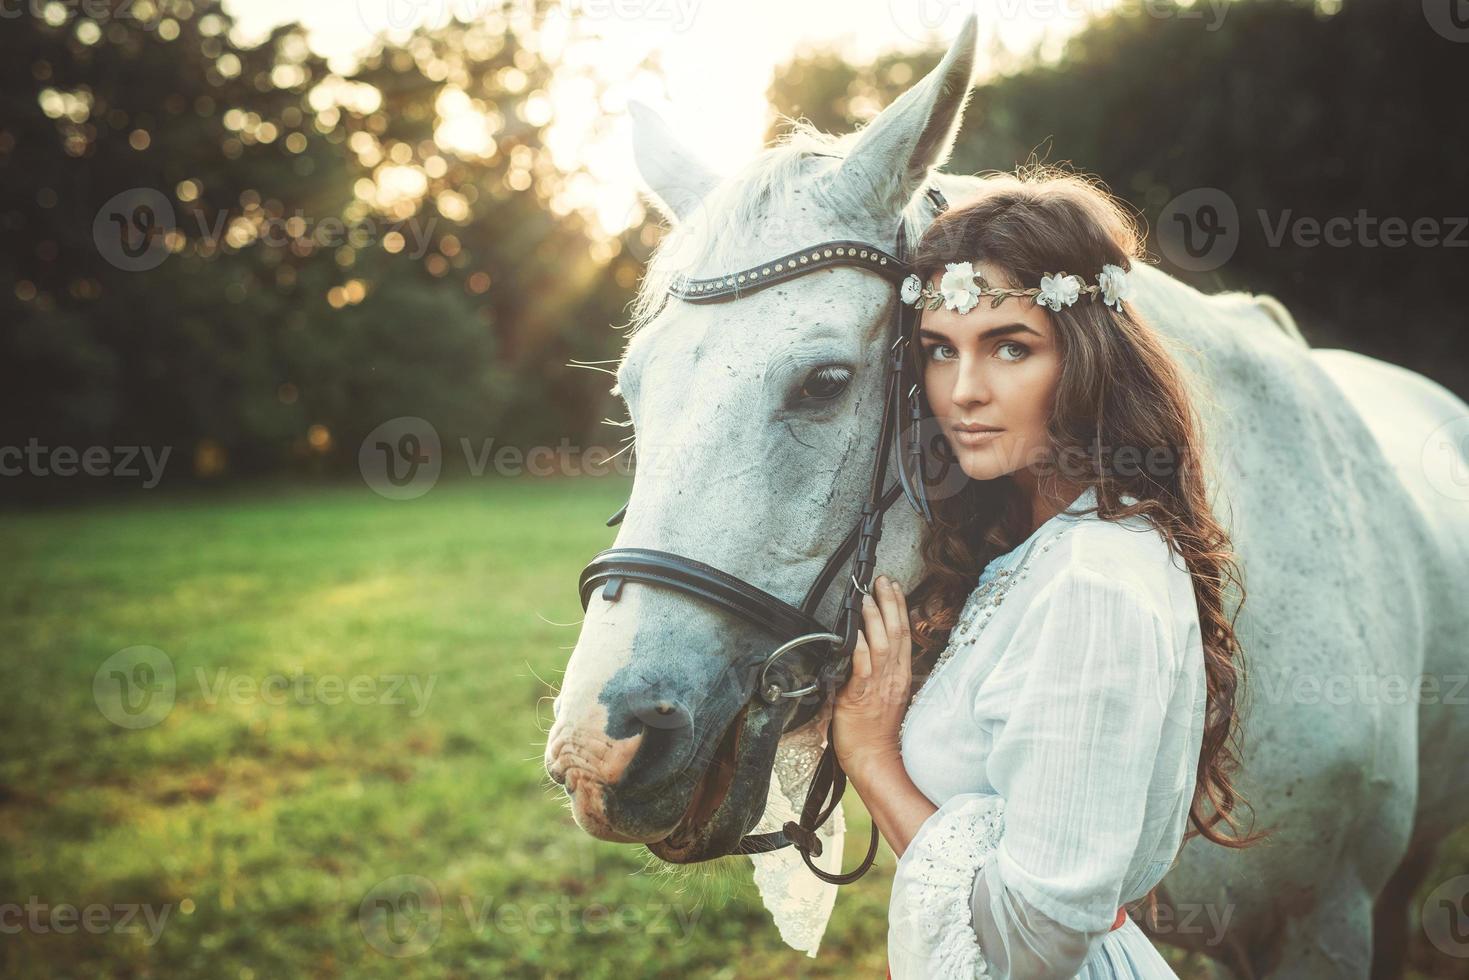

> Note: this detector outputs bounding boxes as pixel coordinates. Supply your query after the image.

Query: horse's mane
[624,118,937,338]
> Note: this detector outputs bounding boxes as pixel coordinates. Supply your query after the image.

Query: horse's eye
[799,366,852,401]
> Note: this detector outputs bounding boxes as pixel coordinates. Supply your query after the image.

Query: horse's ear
[833,13,978,216]
[628,100,720,225]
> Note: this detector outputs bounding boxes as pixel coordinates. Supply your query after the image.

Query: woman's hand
[832,573,913,782]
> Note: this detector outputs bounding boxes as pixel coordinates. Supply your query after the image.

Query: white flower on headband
[1036,273,1082,311]
[900,274,923,305]
[1098,263,1132,310]
[939,261,981,314]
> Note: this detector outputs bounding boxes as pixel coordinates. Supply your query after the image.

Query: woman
[831,169,1269,979]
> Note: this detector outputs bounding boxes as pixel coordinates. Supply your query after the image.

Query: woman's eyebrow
[918,323,1044,343]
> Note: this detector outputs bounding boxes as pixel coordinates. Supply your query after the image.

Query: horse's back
[1310,348,1469,554]
[1129,266,1443,938]
[1309,346,1469,843]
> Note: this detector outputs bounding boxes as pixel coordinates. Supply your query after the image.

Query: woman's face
[917,263,1064,485]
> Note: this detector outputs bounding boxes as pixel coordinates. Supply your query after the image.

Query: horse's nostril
[625,693,691,733]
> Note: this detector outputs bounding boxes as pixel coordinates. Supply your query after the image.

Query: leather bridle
[577,184,950,884]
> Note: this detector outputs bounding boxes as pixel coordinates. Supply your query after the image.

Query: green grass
[0,478,902,979]
[1,479,1461,978]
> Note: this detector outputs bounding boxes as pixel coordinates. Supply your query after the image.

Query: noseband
[577,185,950,883]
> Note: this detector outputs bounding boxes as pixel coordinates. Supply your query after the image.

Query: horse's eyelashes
[798,365,853,401]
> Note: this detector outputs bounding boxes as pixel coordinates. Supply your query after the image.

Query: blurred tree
[0,0,642,487]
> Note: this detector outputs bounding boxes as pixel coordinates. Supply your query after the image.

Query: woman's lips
[951,427,1003,447]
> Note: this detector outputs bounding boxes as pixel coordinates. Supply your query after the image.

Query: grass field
[1,479,1461,978]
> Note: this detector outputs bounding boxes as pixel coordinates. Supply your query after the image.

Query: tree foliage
[0,0,640,481]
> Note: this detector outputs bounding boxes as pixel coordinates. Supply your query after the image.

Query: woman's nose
[948,357,991,406]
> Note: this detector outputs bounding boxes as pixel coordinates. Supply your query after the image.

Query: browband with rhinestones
[668,242,907,305]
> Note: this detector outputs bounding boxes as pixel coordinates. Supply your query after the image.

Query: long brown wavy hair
[904,166,1273,923]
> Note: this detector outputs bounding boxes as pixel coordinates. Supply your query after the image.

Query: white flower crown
[901,261,1133,314]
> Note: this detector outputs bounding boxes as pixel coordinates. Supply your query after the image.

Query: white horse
[545,16,1469,977]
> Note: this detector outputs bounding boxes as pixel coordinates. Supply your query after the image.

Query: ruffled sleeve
[887,565,1178,979]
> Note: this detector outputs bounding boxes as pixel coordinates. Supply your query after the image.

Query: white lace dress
[888,487,1207,979]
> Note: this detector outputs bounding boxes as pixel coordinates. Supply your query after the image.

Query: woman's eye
[798,365,852,401]
[924,344,957,362]
[997,341,1029,362]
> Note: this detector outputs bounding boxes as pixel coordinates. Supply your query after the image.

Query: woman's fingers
[843,631,872,702]
[860,592,888,665]
[876,575,904,648]
[851,629,872,680]
[893,583,912,671]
